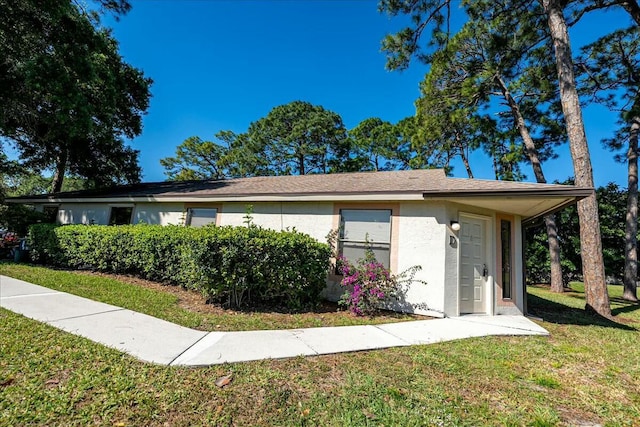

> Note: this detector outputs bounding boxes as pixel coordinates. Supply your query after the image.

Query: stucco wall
[219,202,334,242]
[133,203,184,226]
[443,219,460,317]
[392,202,449,317]
[57,204,111,225]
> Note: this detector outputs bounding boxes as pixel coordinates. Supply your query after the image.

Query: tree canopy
[163,101,386,180]
[378,0,632,316]
[0,0,151,193]
[161,100,444,181]
[247,101,350,176]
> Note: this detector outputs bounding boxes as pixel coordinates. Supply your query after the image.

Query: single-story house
[7,169,591,318]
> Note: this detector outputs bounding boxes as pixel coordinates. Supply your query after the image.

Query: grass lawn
[1,267,639,426]
[0,263,420,331]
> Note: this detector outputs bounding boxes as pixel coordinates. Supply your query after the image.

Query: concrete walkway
[0,275,549,366]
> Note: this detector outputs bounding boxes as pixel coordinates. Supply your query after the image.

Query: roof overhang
[423,188,593,223]
[7,187,593,224]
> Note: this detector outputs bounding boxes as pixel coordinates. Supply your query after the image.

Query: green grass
[1,266,639,426]
[0,263,418,331]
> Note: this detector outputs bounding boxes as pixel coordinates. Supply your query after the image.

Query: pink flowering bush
[337,250,405,316]
[0,231,20,259]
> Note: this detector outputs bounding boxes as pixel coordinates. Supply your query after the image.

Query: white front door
[459,216,487,314]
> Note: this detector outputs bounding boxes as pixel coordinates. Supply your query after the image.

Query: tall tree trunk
[492,152,499,179]
[623,116,639,301]
[620,1,640,25]
[51,148,68,193]
[542,0,611,317]
[496,75,564,292]
[298,154,305,175]
[456,136,474,178]
[545,214,564,291]
[461,150,474,178]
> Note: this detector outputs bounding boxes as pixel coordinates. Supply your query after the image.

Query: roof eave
[422,188,594,199]
[5,192,430,204]
[520,197,586,226]
[423,188,593,222]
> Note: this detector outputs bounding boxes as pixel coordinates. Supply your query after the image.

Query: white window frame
[338,208,392,268]
[186,207,218,227]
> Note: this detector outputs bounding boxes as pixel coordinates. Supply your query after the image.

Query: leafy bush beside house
[28,223,331,309]
[0,204,47,235]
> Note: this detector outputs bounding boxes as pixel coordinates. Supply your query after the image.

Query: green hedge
[28,223,332,309]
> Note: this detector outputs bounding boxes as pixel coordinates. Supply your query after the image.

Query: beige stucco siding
[133,203,184,225]
[219,202,334,242]
[57,204,110,225]
[393,202,449,317]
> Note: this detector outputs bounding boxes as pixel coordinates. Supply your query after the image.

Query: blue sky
[103,0,632,187]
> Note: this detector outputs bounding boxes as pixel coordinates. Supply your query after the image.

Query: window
[109,207,133,225]
[501,219,512,299]
[186,208,217,227]
[339,209,392,268]
[42,205,59,223]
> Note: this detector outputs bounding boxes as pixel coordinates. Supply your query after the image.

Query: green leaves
[379,0,455,71]
[349,118,400,171]
[0,0,152,192]
[27,223,332,310]
[161,101,352,180]
[246,101,349,176]
[160,136,233,181]
[526,182,635,284]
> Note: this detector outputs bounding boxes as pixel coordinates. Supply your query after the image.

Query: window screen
[339,209,392,268]
[109,207,133,225]
[42,206,59,223]
[187,208,217,227]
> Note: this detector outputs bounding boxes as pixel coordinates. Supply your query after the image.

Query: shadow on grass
[611,303,640,317]
[527,293,637,331]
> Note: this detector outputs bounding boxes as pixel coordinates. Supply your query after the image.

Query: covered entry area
[424,182,592,317]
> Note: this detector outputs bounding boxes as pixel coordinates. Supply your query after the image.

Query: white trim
[514,216,524,313]
[185,207,218,227]
[12,194,428,204]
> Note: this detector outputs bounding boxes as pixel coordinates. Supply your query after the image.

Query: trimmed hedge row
[28,223,332,309]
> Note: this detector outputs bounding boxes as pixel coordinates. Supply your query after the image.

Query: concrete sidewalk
[0,275,549,366]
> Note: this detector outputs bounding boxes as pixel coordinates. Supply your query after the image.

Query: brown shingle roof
[7,169,592,201]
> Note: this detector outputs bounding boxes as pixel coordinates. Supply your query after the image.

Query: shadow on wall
[390,265,435,315]
[135,211,161,225]
[134,210,185,226]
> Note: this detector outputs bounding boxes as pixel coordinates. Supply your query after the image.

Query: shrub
[28,223,331,309]
[27,223,61,265]
[336,249,424,316]
[0,204,47,235]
